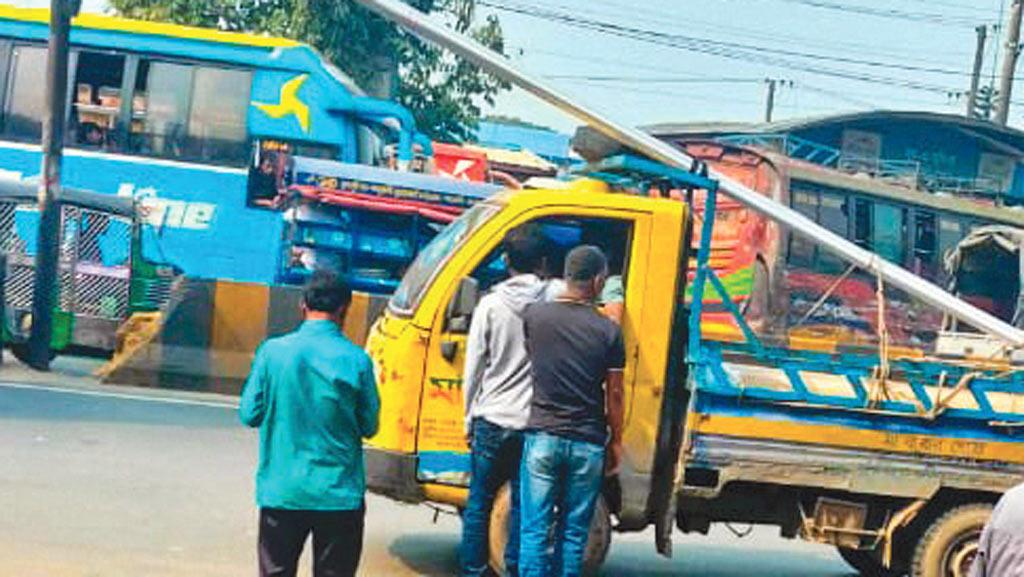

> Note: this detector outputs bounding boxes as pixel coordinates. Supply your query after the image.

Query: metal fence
[0,198,133,324]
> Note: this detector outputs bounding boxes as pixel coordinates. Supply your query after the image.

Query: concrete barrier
[98,277,388,395]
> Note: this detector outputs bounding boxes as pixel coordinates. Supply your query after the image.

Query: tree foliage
[110,0,509,141]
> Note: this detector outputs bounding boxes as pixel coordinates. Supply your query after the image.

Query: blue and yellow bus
[0,4,431,283]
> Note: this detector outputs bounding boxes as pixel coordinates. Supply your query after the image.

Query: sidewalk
[0,353,240,407]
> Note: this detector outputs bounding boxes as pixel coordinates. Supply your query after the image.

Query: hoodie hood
[496,274,549,315]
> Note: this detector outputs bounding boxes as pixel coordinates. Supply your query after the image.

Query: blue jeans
[460,418,523,577]
[519,432,605,577]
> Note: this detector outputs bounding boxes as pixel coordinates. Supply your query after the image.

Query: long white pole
[354,0,1024,347]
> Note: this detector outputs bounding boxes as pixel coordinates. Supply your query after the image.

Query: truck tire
[837,547,900,577]
[488,483,612,576]
[910,503,992,577]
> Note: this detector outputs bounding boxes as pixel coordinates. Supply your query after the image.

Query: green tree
[110,0,509,142]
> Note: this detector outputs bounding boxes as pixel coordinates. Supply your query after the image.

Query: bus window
[70,50,126,151]
[188,66,250,163]
[852,199,872,250]
[938,217,963,262]
[873,203,906,264]
[912,212,938,279]
[130,60,251,166]
[132,60,191,158]
[816,193,848,273]
[4,45,47,142]
[248,139,340,208]
[788,190,818,268]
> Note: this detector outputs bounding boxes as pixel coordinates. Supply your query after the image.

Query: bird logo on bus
[253,74,311,133]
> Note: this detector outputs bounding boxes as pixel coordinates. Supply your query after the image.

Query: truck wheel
[837,547,900,577]
[911,503,992,577]
[489,483,612,576]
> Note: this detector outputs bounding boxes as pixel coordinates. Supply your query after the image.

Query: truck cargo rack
[588,154,1024,428]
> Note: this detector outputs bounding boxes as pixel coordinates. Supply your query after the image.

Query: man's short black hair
[564,245,608,282]
[504,223,547,273]
[303,269,353,313]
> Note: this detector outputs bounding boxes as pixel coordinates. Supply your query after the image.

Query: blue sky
[480,0,1015,132]
[14,0,1018,135]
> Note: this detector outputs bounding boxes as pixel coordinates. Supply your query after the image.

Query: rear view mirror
[446,277,479,333]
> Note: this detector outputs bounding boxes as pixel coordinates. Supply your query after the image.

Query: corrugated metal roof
[476,121,572,162]
[464,144,557,172]
[645,110,1024,149]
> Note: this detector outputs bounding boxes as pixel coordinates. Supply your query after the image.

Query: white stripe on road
[0,381,240,409]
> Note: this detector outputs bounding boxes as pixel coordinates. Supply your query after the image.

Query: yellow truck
[364,156,1024,577]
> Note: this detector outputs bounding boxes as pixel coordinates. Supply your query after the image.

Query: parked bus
[0,4,428,284]
[679,140,1024,349]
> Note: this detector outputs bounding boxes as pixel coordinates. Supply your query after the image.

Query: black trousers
[259,506,365,577]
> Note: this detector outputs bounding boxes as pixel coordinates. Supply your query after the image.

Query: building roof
[475,121,573,163]
[646,110,1024,151]
[464,144,557,174]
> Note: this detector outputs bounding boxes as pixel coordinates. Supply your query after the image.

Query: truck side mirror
[445,276,479,334]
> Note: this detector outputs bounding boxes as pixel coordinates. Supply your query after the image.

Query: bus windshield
[389,203,499,315]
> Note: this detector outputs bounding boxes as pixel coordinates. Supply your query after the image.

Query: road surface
[0,371,855,576]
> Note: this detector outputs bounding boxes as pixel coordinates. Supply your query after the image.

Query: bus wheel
[910,503,992,577]
[837,547,901,577]
[488,483,612,576]
[10,343,57,366]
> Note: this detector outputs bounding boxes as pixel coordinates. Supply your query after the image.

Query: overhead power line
[892,0,1002,16]
[749,0,983,27]
[481,0,965,93]
[582,0,980,64]
[544,74,765,84]
[488,0,973,78]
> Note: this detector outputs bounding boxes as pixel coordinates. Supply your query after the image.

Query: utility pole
[764,78,778,123]
[967,25,988,117]
[996,0,1023,125]
[763,78,792,123]
[27,0,77,370]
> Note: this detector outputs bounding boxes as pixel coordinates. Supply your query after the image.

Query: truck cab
[364,157,696,570]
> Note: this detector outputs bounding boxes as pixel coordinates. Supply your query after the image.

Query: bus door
[414,208,654,486]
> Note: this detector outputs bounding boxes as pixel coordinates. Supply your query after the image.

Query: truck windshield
[389,203,499,315]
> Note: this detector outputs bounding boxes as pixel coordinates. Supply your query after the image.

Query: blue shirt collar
[299,319,342,334]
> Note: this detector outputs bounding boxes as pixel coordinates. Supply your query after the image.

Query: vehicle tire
[10,342,57,366]
[910,503,993,577]
[488,483,612,576]
[837,547,901,577]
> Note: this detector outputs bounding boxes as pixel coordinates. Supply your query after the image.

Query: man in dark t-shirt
[519,245,626,577]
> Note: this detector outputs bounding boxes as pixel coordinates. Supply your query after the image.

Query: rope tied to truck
[869,259,893,409]
[927,371,981,420]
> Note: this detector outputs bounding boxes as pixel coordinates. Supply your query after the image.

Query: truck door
[414,207,654,486]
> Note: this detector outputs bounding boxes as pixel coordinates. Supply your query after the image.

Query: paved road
[0,375,855,577]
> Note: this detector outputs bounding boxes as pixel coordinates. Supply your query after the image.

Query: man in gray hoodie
[971,484,1024,577]
[460,224,550,577]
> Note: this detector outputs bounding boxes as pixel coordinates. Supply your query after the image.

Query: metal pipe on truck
[353,0,1024,347]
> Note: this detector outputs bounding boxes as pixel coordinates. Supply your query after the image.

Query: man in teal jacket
[240,270,380,577]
